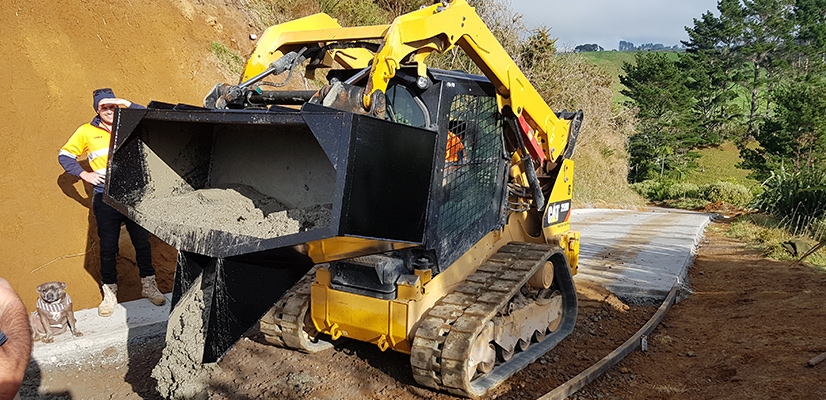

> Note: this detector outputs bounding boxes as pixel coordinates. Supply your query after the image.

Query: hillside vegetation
[576,51,679,105]
[605,0,826,265]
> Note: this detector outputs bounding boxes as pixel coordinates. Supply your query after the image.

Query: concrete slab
[571,208,716,304]
[30,294,171,368]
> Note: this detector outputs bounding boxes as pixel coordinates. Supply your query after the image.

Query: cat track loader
[105,1,583,397]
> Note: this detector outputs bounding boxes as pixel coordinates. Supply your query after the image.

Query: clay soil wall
[0,0,258,310]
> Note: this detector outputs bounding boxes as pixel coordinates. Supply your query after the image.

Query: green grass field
[686,142,760,187]
[573,51,680,105]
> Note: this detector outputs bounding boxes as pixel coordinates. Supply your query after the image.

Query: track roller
[410,242,577,397]
[259,265,334,353]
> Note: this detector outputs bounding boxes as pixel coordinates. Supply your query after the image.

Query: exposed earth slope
[1,0,258,309]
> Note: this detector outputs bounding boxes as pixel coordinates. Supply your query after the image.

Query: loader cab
[381,68,510,274]
[384,83,429,129]
[422,69,509,273]
[355,67,511,274]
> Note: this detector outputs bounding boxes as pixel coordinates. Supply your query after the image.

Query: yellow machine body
[106,1,585,396]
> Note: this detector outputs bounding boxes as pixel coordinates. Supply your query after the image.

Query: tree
[790,0,826,75]
[638,43,667,51]
[679,3,748,146]
[619,40,635,51]
[741,76,826,179]
[620,52,696,181]
[735,0,826,179]
[574,43,604,52]
[739,0,795,136]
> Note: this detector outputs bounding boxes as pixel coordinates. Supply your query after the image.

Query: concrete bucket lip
[30,293,172,368]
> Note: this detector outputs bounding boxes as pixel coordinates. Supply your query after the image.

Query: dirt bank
[1,0,259,309]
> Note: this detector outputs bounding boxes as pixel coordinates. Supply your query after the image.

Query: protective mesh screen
[435,94,505,266]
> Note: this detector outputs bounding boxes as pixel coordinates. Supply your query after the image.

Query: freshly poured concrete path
[31,208,715,365]
[571,207,717,304]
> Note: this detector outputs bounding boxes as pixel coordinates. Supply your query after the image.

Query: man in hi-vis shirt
[58,88,166,317]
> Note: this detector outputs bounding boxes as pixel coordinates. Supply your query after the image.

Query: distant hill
[572,51,680,105]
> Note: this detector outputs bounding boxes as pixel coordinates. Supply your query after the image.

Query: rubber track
[410,242,577,397]
[259,265,333,353]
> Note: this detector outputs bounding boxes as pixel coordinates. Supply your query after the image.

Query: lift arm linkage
[364,0,571,162]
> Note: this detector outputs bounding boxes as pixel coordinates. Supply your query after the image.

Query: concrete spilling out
[135,184,332,239]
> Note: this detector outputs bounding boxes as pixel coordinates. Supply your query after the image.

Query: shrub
[665,182,701,200]
[630,179,661,199]
[753,167,826,236]
[631,180,700,201]
[700,181,753,207]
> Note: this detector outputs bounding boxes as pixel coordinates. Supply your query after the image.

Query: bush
[630,179,661,199]
[632,179,753,208]
[631,180,700,201]
[700,182,753,207]
[753,167,826,236]
[665,182,701,200]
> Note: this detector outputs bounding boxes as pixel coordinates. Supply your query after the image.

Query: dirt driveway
[21,219,826,399]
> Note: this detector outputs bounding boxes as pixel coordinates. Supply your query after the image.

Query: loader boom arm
[364,0,570,162]
[241,13,389,81]
[238,0,570,164]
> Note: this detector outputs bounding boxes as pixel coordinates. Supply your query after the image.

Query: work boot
[141,275,166,306]
[98,283,118,317]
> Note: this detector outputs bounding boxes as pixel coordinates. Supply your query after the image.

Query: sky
[510,0,720,51]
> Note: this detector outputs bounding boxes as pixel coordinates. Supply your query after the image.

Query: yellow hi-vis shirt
[59,122,111,177]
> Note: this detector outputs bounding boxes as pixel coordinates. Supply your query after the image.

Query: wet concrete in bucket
[134,184,332,239]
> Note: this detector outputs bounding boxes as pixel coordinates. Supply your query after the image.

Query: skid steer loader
[105,1,583,396]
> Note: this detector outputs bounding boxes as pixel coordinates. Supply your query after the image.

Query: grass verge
[726,214,826,271]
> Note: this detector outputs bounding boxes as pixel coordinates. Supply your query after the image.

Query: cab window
[385,84,427,128]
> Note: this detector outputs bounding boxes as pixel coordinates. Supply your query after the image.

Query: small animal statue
[30,281,82,343]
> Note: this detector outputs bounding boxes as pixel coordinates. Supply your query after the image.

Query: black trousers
[92,193,154,284]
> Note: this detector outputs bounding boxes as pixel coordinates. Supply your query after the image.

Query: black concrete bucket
[106,101,438,259]
[105,101,437,361]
